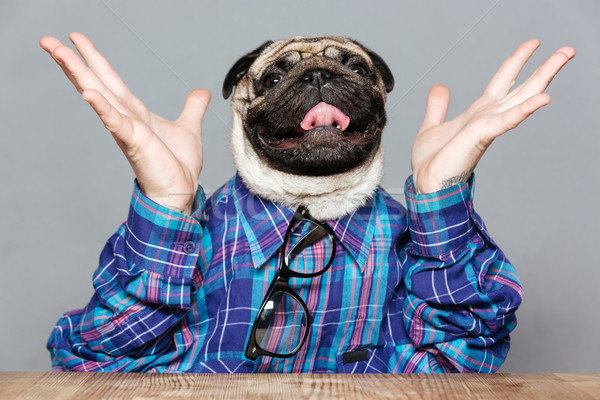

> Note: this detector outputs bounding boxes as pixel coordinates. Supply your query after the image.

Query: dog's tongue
[300,102,350,132]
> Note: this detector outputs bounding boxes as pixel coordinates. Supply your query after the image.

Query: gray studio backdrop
[1,0,598,372]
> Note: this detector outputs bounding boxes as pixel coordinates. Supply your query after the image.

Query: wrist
[138,183,197,216]
[413,169,474,195]
[148,195,194,215]
[404,175,476,260]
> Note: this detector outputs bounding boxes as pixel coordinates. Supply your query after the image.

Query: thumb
[419,84,450,132]
[177,89,211,132]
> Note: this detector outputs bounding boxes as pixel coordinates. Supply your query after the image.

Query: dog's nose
[301,69,333,87]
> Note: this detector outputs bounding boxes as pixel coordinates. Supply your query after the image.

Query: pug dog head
[223,36,394,220]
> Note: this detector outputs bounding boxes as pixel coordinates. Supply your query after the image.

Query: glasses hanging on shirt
[245,206,337,361]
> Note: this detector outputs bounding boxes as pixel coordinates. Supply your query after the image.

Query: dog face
[222,36,395,219]
[223,36,394,177]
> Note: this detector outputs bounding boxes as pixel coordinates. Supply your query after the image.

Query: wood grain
[0,372,598,400]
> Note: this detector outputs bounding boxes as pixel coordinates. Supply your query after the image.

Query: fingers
[419,84,450,132]
[68,32,132,98]
[176,89,212,134]
[40,34,126,113]
[508,46,575,103]
[488,93,551,140]
[483,39,540,98]
[82,89,132,145]
[40,36,85,92]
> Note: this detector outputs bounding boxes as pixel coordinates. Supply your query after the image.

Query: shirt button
[183,241,196,254]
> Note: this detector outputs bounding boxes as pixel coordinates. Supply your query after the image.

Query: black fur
[350,39,395,92]
[222,41,274,99]
[242,55,387,176]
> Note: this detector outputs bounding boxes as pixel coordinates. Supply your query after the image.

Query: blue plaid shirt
[48,174,522,373]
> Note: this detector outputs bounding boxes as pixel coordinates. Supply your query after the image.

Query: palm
[115,104,204,210]
[411,40,575,194]
[40,32,210,213]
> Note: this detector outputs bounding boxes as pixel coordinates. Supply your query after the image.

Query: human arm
[41,32,212,370]
[47,184,206,371]
[411,39,575,194]
[400,177,522,372]
[398,40,574,372]
[39,32,210,214]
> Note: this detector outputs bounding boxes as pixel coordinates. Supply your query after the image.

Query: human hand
[40,32,211,214]
[411,39,575,194]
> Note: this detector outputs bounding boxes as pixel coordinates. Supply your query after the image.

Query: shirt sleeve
[400,175,523,373]
[47,182,205,372]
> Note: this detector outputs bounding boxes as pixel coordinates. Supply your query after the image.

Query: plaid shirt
[48,174,522,373]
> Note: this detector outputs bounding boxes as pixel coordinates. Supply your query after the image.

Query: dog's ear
[350,39,395,93]
[222,40,274,99]
[366,49,395,93]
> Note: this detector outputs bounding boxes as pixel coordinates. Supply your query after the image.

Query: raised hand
[411,39,575,194]
[40,32,211,214]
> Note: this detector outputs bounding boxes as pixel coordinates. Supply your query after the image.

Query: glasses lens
[284,219,334,275]
[254,291,308,356]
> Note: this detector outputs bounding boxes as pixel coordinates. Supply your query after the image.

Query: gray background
[1,0,598,372]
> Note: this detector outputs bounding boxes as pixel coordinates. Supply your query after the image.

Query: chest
[199,221,404,330]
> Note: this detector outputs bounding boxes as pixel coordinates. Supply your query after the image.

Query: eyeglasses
[245,206,337,361]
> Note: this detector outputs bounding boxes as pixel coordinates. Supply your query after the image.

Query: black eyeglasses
[245,206,337,361]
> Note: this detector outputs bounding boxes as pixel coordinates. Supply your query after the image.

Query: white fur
[230,111,383,220]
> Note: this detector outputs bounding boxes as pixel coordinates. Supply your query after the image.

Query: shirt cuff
[404,175,476,260]
[124,181,205,282]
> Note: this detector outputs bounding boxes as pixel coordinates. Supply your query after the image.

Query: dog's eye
[263,73,282,88]
[349,64,368,76]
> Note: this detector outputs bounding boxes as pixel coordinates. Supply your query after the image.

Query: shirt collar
[328,200,376,273]
[231,174,376,272]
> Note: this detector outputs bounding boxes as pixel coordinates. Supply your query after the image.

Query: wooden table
[0,372,598,399]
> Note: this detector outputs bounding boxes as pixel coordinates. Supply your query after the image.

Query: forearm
[401,175,522,372]
[48,183,206,370]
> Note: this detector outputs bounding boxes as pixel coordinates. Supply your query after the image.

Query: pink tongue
[300,102,350,131]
